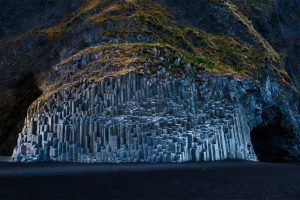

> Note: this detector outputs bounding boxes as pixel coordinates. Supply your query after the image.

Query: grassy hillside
[41,0,274,78]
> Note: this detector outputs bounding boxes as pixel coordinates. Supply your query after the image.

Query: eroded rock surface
[12,69,257,162]
[1,0,300,162]
[12,65,300,162]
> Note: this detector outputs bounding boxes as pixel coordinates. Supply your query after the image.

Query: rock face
[12,69,257,163]
[12,65,300,162]
[0,0,82,155]
[2,0,300,162]
[229,0,300,90]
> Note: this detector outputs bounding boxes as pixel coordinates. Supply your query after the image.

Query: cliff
[1,0,300,162]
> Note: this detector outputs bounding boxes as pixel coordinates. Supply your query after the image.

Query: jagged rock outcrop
[0,0,82,155]
[12,69,258,163]
[229,0,300,90]
[1,0,300,162]
[12,62,300,162]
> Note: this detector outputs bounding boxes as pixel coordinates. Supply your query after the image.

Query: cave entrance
[0,73,42,156]
[250,107,296,162]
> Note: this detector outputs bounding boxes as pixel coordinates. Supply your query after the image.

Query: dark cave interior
[250,107,298,162]
[0,74,42,156]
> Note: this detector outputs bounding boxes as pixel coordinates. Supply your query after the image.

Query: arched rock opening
[250,107,298,162]
[0,74,42,156]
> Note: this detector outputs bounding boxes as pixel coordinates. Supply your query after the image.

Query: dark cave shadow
[250,106,298,162]
[0,73,42,156]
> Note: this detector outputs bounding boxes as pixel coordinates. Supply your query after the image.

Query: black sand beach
[0,161,300,200]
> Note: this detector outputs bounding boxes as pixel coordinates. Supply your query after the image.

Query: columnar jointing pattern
[13,70,256,163]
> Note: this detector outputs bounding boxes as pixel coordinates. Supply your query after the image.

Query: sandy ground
[0,161,300,200]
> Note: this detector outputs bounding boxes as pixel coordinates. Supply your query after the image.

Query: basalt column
[12,70,257,163]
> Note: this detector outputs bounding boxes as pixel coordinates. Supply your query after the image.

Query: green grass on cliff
[224,2,280,62]
[87,0,266,75]
[232,0,276,7]
[41,0,102,38]
[41,0,272,77]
